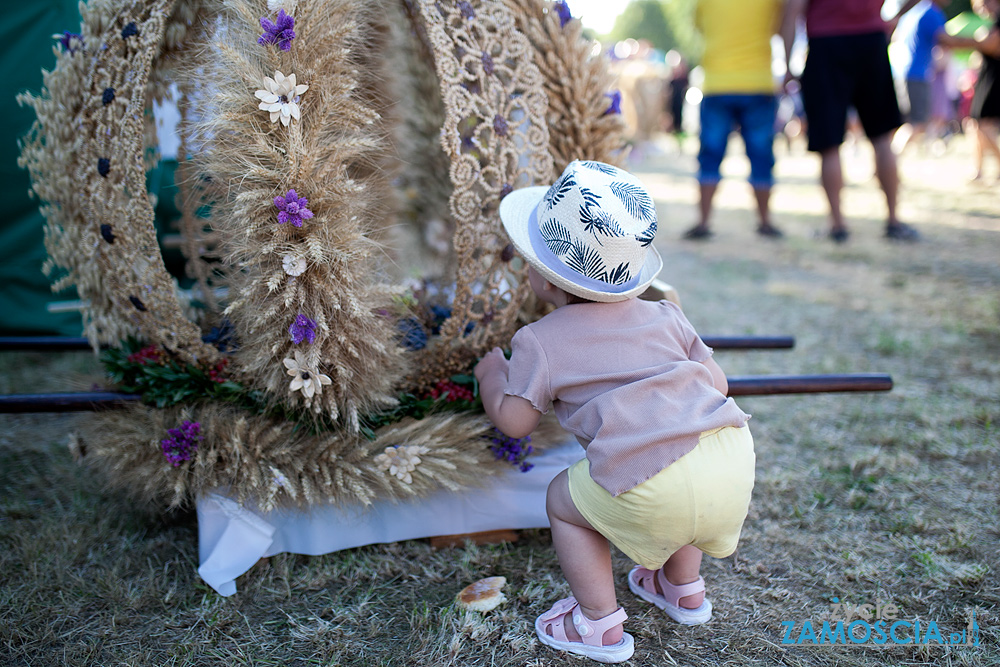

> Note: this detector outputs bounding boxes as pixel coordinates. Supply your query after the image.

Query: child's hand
[474,347,509,383]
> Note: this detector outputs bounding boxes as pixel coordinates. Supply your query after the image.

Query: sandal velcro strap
[657,571,705,607]
[573,607,628,647]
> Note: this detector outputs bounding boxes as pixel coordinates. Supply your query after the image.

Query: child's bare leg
[661,545,706,609]
[545,469,624,646]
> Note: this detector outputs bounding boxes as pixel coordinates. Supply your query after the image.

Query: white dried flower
[375,444,430,484]
[255,71,309,126]
[282,350,331,398]
[282,253,307,276]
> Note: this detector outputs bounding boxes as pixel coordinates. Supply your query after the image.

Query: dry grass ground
[2,134,998,666]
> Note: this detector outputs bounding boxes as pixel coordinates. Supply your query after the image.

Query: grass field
[2,134,998,666]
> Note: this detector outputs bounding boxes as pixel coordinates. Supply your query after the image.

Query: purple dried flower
[493,114,508,137]
[121,22,139,39]
[458,1,475,19]
[101,87,115,105]
[273,189,314,227]
[500,183,513,198]
[161,420,202,467]
[486,428,534,472]
[554,1,573,27]
[289,314,318,344]
[54,31,83,53]
[258,9,296,51]
[481,52,494,75]
[603,90,622,116]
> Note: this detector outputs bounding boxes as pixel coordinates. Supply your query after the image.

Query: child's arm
[474,347,543,439]
[701,356,729,396]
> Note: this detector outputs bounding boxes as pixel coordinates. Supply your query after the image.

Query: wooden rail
[0,374,892,413]
[0,335,795,352]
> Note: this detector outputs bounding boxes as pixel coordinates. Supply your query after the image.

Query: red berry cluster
[127,345,163,365]
[428,380,474,402]
[207,358,229,383]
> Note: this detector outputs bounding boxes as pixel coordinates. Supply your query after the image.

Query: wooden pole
[0,374,892,413]
[0,392,141,413]
[0,335,794,352]
[728,374,892,396]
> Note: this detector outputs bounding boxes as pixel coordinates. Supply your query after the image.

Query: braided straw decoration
[503,0,626,173]
[409,0,554,388]
[19,0,219,365]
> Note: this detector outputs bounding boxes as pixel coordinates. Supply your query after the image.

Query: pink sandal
[534,596,634,663]
[628,566,713,625]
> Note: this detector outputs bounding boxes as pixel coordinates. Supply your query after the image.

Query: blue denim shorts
[698,94,777,189]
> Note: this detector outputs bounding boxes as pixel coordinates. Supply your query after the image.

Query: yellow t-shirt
[696,0,782,95]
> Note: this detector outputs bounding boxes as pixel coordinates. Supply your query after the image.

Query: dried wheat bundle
[179,0,406,425]
[504,0,626,173]
[76,403,565,511]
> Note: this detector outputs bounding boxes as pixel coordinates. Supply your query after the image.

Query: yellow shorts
[567,426,755,570]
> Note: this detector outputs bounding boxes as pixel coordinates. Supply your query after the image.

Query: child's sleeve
[664,301,714,363]
[504,327,552,414]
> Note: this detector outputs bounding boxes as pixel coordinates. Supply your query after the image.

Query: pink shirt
[806,0,887,39]
[505,299,750,496]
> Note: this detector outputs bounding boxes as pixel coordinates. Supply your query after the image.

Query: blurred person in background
[967,0,1000,181]
[782,0,922,243]
[666,51,691,150]
[682,0,787,241]
[894,0,989,153]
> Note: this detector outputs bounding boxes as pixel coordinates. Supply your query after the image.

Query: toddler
[475,160,755,663]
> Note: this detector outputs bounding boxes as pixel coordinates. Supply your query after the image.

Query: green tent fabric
[4,0,85,335]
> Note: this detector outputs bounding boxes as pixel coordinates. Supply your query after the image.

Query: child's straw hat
[499,160,662,302]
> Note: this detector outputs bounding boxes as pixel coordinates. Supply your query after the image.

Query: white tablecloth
[197,439,582,596]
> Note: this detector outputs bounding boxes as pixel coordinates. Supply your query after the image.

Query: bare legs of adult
[686,182,782,239]
[819,135,918,242]
[819,146,848,242]
[753,186,783,237]
[873,132,919,241]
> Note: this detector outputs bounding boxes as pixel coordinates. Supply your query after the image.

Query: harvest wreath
[19,0,624,511]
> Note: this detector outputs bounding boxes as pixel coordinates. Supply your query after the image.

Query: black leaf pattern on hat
[610,182,655,222]
[542,174,576,208]
[604,262,632,285]
[580,161,619,176]
[566,240,606,280]
[578,186,601,209]
[540,219,573,255]
[635,219,657,247]
[579,205,624,245]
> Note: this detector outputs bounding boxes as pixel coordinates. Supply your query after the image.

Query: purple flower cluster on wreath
[289,314,318,344]
[54,31,83,53]
[487,428,534,472]
[274,189,313,227]
[258,9,296,51]
[604,90,622,116]
[554,1,573,27]
[161,421,203,467]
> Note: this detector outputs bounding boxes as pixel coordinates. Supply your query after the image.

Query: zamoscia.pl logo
[780,598,981,647]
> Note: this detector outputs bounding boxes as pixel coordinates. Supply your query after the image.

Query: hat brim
[499,186,663,303]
